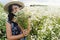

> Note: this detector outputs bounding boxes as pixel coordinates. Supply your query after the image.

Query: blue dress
[7,21,27,40]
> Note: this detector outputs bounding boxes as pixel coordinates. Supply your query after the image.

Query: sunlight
[0,0,60,6]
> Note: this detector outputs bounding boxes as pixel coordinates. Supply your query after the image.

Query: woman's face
[12,5,21,13]
[11,5,21,22]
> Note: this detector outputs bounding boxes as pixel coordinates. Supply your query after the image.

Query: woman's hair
[8,4,22,21]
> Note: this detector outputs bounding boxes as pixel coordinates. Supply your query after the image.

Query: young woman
[4,1,31,40]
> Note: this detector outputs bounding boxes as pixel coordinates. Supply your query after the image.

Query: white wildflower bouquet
[15,10,31,29]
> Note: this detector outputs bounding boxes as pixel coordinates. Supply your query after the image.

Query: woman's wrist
[22,33,25,37]
[19,33,24,38]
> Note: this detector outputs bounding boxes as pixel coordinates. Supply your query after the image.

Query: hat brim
[4,1,25,13]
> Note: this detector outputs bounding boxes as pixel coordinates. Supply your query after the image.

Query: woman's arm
[6,22,25,40]
[27,18,31,34]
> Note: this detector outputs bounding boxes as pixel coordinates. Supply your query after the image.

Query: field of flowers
[0,2,60,40]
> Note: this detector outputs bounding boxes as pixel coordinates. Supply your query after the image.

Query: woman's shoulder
[6,22,10,25]
[6,21,11,26]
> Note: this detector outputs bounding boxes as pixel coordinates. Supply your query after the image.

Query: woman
[4,1,31,40]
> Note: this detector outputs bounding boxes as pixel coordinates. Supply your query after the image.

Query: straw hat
[4,1,25,13]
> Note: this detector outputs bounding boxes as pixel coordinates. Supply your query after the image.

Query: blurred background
[0,0,60,40]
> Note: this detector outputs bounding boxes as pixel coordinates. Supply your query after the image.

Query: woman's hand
[23,29,29,36]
